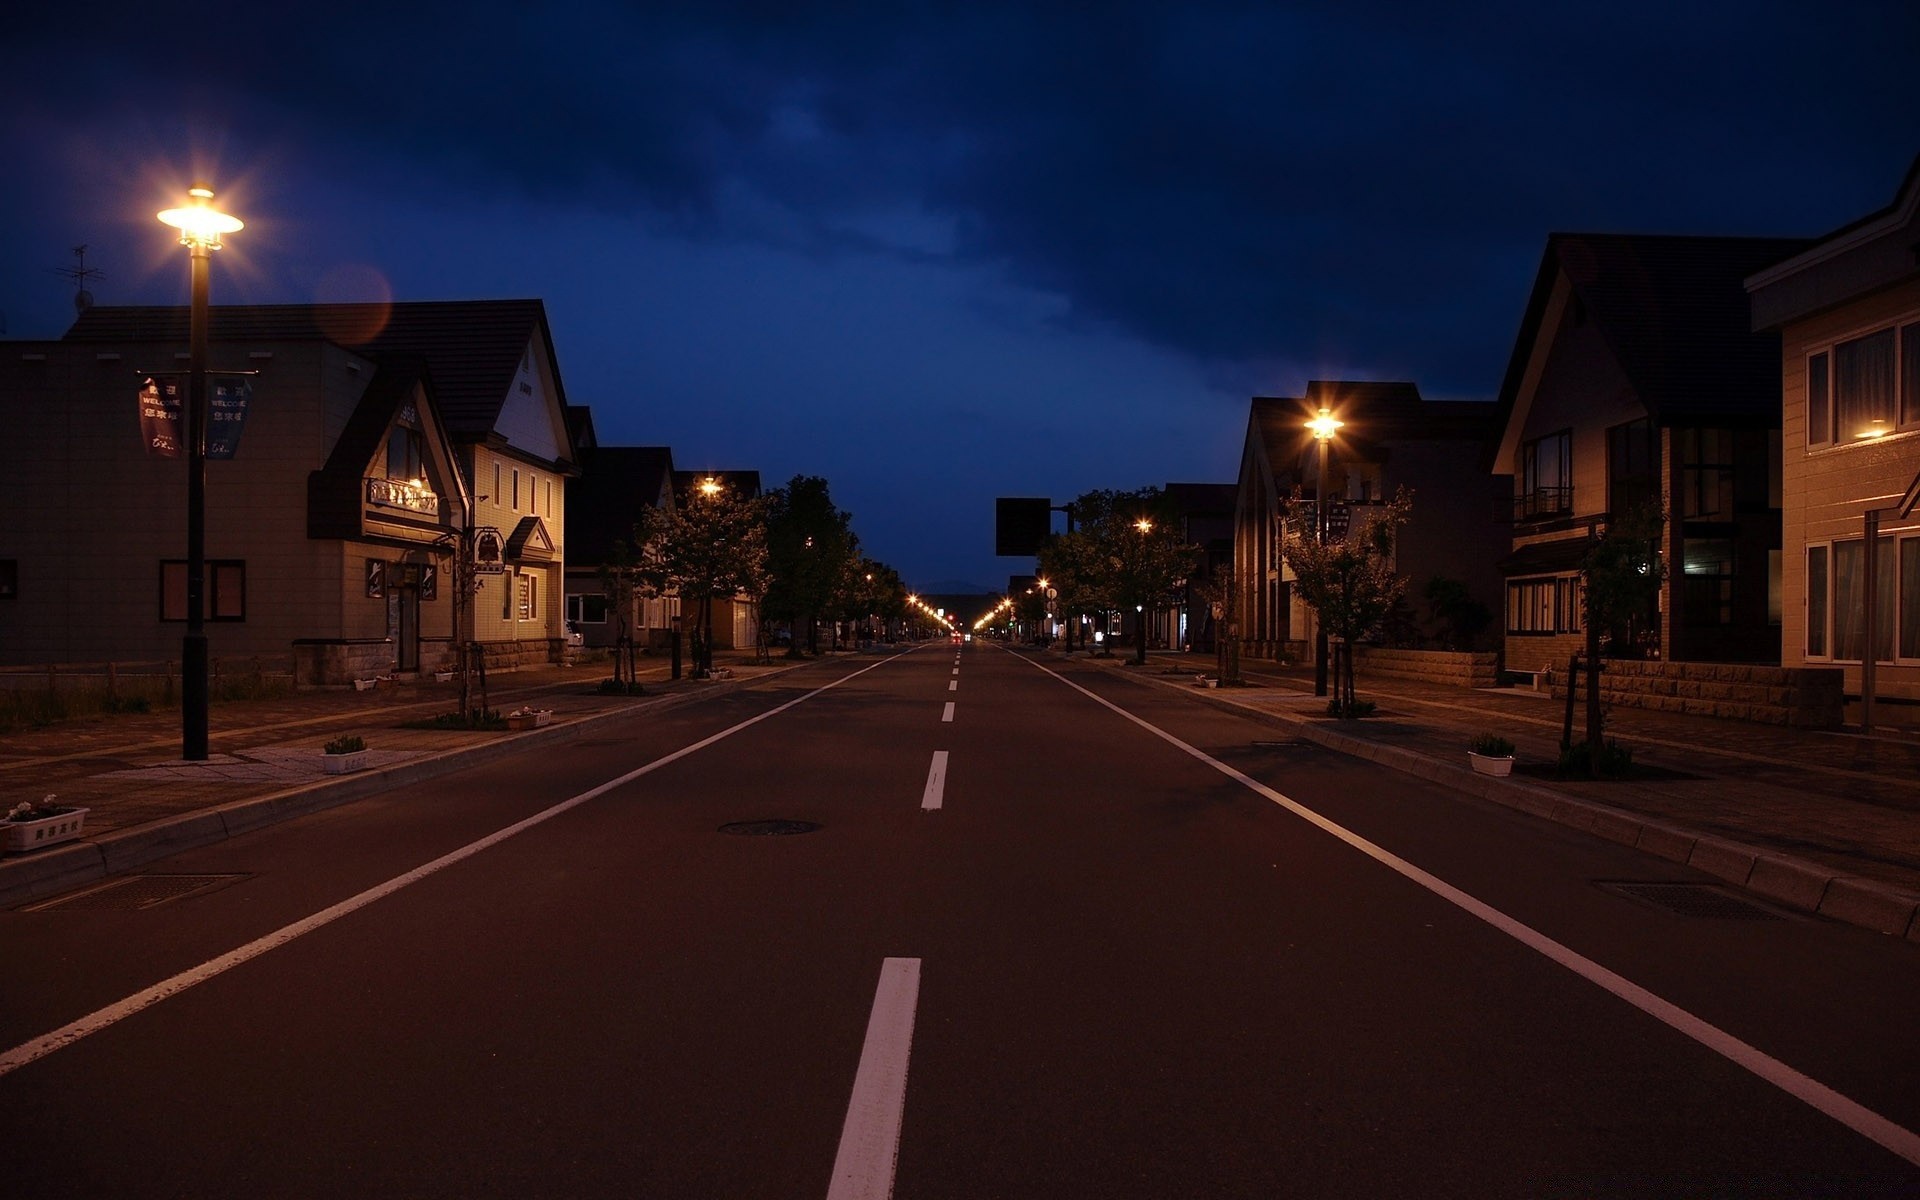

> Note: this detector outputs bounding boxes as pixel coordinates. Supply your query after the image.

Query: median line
[920,751,948,811]
[941,702,955,723]
[826,957,922,1200]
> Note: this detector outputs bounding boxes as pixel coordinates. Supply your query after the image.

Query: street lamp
[157,185,242,761]
[694,476,724,675]
[1306,406,1342,697]
[1133,517,1153,664]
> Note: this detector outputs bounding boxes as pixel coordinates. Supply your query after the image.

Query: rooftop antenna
[51,244,106,315]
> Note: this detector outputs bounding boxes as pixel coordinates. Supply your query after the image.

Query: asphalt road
[3,642,1918,1197]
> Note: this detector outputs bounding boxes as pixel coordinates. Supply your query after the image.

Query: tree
[1195,564,1241,684]
[1424,576,1492,651]
[596,536,648,689]
[1281,486,1413,716]
[1036,487,1197,661]
[762,475,854,656]
[1567,501,1666,772]
[635,487,769,676]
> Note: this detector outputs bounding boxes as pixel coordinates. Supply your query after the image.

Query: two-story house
[1748,157,1920,721]
[564,419,680,649]
[1491,234,1809,676]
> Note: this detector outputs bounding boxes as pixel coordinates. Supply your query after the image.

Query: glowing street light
[1306,405,1343,697]
[157,184,242,761]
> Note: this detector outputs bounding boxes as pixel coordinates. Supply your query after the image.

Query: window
[518,573,537,623]
[0,559,15,599]
[512,469,521,512]
[501,570,514,621]
[1681,538,1735,626]
[546,480,554,515]
[1814,537,1898,663]
[1807,320,1920,446]
[493,462,502,506]
[568,593,609,624]
[1905,540,1920,660]
[1505,575,1580,635]
[160,560,246,622]
[1606,419,1657,516]
[1679,428,1735,520]
[385,424,423,480]
[1516,431,1572,518]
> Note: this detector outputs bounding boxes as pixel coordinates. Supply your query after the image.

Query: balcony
[366,476,440,517]
[1497,486,1573,524]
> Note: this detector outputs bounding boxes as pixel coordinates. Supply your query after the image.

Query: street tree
[1195,563,1241,684]
[1039,488,1195,663]
[1281,486,1413,716]
[1566,501,1667,773]
[763,475,854,656]
[635,487,769,676]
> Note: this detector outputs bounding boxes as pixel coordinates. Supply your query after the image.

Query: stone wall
[1549,659,1845,728]
[1353,647,1500,689]
[292,638,397,687]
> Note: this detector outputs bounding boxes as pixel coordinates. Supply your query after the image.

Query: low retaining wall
[1548,659,1845,728]
[1353,647,1500,689]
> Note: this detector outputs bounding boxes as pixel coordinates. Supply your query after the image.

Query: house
[0,299,578,683]
[1491,234,1809,676]
[564,426,679,649]
[1160,482,1236,651]
[1233,382,1506,661]
[1748,157,1920,721]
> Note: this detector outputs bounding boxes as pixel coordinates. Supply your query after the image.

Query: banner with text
[138,374,254,459]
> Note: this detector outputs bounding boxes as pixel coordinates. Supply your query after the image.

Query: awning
[1496,537,1588,577]
[504,515,556,562]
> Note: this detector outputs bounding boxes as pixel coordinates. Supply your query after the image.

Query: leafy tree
[1281,487,1413,716]
[1423,576,1492,651]
[1037,487,1197,661]
[1194,563,1241,684]
[636,487,768,676]
[1567,501,1667,771]
[763,475,854,656]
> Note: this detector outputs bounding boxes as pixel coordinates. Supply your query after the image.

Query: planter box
[433,670,454,683]
[1468,751,1514,778]
[352,678,378,692]
[4,806,89,853]
[505,711,552,731]
[321,750,369,775]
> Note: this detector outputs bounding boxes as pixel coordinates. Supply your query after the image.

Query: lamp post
[1306,406,1342,697]
[1133,516,1153,665]
[697,475,722,676]
[157,185,242,761]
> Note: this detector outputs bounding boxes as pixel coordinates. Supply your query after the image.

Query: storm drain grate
[719,820,822,837]
[1597,881,1786,920]
[24,873,252,913]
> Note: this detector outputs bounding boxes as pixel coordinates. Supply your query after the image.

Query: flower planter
[433,670,454,683]
[1468,751,1514,778]
[505,711,552,731]
[352,678,378,692]
[4,806,89,853]
[322,750,369,775]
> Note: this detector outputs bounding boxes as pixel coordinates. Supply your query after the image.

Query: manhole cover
[719,820,822,837]
[1597,881,1786,920]
[24,873,251,912]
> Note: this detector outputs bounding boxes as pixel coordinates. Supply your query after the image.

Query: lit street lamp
[1306,406,1342,698]
[157,185,242,761]
[1133,517,1153,665]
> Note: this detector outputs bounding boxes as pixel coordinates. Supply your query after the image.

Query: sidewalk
[0,648,832,905]
[1080,650,1920,942]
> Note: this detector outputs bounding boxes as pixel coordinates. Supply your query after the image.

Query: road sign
[996,497,1052,556]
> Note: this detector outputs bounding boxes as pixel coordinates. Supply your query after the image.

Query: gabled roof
[1748,154,1920,330]
[305,360,464,542]
[566,445,676,565]
[1492,234,1809,449]
[504,515,556,561]
[63,299,568,446]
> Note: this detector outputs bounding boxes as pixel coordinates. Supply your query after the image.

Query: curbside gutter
[0,664,813,908]
[1110,662,1920,944]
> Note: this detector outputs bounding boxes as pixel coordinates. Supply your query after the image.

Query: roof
[1748,154,1920,330]
[1493,234,1810,441]
[63,299,564,443]
[1496,537,1591,577]
[1249,383,1497,479]
[306,362,431,541]
[566,446,676,565]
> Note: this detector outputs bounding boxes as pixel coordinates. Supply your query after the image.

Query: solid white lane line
[947,680,956,691]
[940,702,955,723]
[1013,651,1920,1169]
[920,751,948,811]
[826,957,922,1200]
[0,652,914,1081]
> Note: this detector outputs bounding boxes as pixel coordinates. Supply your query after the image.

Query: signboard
[138,374,252,459]
[1324,501,1352,541]
[472,527,507,575]
[995,497,1052,556]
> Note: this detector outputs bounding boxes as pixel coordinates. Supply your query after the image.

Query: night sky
[3,3,1913,591]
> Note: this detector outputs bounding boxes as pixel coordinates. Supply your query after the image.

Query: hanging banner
[138,376,182,459]
[137,374,253,459]
[206,376,253,460]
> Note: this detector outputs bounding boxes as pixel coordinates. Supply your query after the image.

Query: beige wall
[1779,277,1920,701]
[467,444,566,647]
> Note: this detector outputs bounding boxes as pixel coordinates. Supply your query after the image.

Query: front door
[387,583,420,672]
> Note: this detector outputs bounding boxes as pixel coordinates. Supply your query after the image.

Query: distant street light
[157,185,242,761]
[1307,406,1343,697]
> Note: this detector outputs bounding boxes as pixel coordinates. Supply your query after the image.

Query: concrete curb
[1103,660,1920,943]
[0,663,815,908]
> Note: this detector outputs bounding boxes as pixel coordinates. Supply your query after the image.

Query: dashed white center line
[951,668,958,676]
[947,680,956,691]
[940,701,955,722]
[920,750,948,810]
[826,957,922,1200]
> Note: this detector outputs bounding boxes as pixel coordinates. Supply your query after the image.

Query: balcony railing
[1497,485,1573,524]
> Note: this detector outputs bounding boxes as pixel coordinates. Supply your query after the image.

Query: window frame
[1516,429,1574,519]
[160,559,247,623]
[1504,574,1582,636]
[1803,534,1919,665]
[1804,312,1920,450]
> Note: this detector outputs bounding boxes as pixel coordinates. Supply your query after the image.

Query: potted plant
[504,706,552,731]
[4,795,89,853]
[1468,734,1516,777]
[321,734,369,774]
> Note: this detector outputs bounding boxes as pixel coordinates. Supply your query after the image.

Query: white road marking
[947,681,957,691]
[826,957,922,1200]
[951,668,959,676]
[941,702,955,723]
[0,652,914,1080]
[920,751,949,811]
[1014,650,1920,1170]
